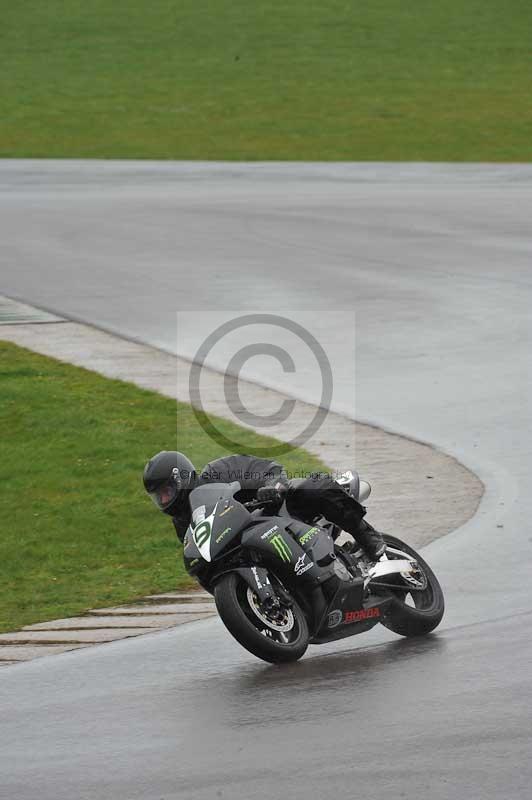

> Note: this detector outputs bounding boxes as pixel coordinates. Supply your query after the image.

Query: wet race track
[1,162,531,799]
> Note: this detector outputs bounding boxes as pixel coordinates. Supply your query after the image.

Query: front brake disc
[246,587,295,632]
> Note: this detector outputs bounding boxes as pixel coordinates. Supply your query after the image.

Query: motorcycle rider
[143,451,386,560]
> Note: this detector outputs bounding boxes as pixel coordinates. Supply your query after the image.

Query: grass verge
[0,1,531,161]
[0,340,327,633]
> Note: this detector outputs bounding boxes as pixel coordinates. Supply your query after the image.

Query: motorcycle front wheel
[214,572,309,663]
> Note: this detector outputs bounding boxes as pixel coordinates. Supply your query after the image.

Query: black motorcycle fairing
[184,482,252,563]
[181,483,332,594]
[289,520,338,567]
[310,586,391,644]
[240,518,336,587]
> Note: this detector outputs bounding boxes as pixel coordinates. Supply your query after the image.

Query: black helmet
[143,451,196,515]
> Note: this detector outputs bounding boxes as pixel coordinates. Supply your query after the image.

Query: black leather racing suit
[172,454,382,556]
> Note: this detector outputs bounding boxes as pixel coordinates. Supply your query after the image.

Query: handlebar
[243,499,272,511]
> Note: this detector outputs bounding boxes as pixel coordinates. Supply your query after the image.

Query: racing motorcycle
[183,471,445,663]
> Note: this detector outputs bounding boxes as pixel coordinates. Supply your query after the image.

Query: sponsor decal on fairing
[215,527,232,544]
[327,610,343,628]
[261,525,280,540]
[269,534,292,563]
[344,608,380,624]
[192,504,218,562]
[294,554,314,576]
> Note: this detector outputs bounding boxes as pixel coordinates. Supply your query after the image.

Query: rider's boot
[352,520,386,561]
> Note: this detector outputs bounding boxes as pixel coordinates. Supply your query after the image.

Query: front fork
[234,565,331,637]
[233,566,285,609]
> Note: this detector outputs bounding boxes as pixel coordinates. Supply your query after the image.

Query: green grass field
[1,0,530,161]
[0,342,326,633]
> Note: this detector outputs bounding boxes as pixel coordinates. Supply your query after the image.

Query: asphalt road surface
[1,162,531,799]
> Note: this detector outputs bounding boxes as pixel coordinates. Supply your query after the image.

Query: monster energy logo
[299,527,319,546]
[194,521,211,548]
[270,534,292,563]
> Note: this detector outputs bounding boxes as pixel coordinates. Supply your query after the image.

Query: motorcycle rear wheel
[376,534,445,637]
[214,572,309,663]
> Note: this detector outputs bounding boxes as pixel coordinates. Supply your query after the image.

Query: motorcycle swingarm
[364,557,419,588]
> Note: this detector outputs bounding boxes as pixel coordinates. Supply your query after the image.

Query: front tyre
[377,534,445,637]
[214,572,309,663]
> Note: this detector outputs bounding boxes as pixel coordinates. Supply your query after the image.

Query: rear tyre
[214,572,309,663]
[377,534,445,637]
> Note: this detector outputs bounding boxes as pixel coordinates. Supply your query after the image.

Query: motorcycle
[183,471,445,663]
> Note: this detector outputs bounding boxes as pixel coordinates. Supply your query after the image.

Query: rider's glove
[257,483,286,506]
